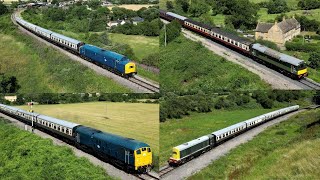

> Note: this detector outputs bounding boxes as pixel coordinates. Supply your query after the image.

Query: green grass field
[16,102,160,169]
[160,36,270,92]
[0,14,131,93]
[250,0,299,9]
[159,108,280,167]
[188,108,320,179]
[109,33,159,61]
[0,118,115,179]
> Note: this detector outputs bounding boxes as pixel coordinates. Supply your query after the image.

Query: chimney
[275,20,278,25]
[282,16,286,22]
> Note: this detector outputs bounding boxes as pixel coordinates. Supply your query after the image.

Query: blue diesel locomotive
[14,14,137,77]
[0,104,152,173]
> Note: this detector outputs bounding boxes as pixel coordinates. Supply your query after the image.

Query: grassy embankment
[189,108,320,179]
[0,14,131,93]
[160,36,270,92]
[21,12,159,83]
[0,118,115,179]
[16,102,160,170]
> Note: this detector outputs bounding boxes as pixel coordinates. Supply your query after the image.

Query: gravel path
[0,112,140,180]
[161,110,305,180]
[181,30,309,90]
[12,12,154,93]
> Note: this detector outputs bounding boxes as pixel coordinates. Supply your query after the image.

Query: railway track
[129,76,160,93]
[299,78,320,90]
[135,172,160,180]
[159,166,175,178]
[12,11,159,93]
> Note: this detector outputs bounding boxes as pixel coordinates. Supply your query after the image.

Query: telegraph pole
[164,24,167,47]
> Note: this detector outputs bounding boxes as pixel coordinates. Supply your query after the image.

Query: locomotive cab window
[137,150,141,154]
[148,148,151,152]
[142,148,146,151]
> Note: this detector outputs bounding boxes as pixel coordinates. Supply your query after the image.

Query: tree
[188,0,210,17]
[176,0,189,13]
[0,75,20,94]
[88,0,101,10]
[267,0,289,14]
[160,20,181,45]
[0,2,8,15]
[298,0,320,10]
[166,1,174,10]
[308,51,320,69]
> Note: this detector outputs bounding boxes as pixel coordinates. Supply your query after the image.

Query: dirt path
[161,110,305,180]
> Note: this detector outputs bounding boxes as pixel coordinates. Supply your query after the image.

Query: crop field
[188,108,320,179]
[108,4,155,11]
[0,15,131,93]
[16,102,160,169]
[159,108,279,167]
[0,118,114,179]
[250,0,299,8]
[160,36,270,92]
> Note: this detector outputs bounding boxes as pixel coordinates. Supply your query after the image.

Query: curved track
[130,75,160,93]
[159,107,318,179]
[12,11,159,93]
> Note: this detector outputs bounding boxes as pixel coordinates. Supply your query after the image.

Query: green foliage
[308,51,320,69]
[160,20,181,46]
[0,2,8,15]
[285,41,319,52]
[160,36,269,92]
[0,75,21,94]
[0,119,114,179]
[188,0,210,17]
[141,52,159,67]
[298,0,320,10]
[266,0,290,14]
[255,39,280,51]
[295,15,320,32]
[166,1,174,10]
[111,19,159,36]
[87,0,101,10]
[176,0,190,12]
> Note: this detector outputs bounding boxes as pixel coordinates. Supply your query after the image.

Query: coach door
[125,149,130,164]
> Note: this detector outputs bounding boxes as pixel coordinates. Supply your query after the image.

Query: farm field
[0,15,130,93]
[16,102,160,169]
[108,4,155,11]
[188,108,320,180]
[0,118,115,179]
[160,36,270,92]
[159,108,280,167]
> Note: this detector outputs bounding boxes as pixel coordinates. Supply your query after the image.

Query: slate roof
[278,18,300,33]
[256,18,300,33]
[255,22,273,33]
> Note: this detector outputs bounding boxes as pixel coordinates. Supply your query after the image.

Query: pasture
[159,108,279,167]
[108,4,155,11]
[0,118,115,179]
[188,108,320,179]
[16,102,160,169]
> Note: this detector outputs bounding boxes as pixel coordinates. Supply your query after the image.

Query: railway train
[168,105,299,166]
[0,104,152,173]
[14,14,137,77]
[160,10,308,79]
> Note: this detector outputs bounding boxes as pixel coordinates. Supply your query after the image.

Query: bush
[285,41,319,52]
[308,51,320,69]
[267,0,289,14]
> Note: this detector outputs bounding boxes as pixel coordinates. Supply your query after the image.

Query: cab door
[125,149,130,164]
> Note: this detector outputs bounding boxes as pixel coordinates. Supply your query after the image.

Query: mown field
[16,102,160,169]
[188,108,320,180]
[159,108,280,167]
[0,14,131,93]
[160,36,270,92]
[108,4,155,11]
[0,118,115,179]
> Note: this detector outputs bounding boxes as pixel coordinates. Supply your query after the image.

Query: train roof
[37,114,80,129]
[51,32,82,44]
[76,126,150,151]
[36,26,53,34]
[82,44,130,63]
[159,9,167,14]
[252,43,304,66]
[184,18,252,45]
[175,135,210,151]
[167,12,188,21]
[212,122,247,136]
[243,115,265,124]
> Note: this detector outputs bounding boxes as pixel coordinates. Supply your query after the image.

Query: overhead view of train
[168,105,299,166]
[0,104,153,173]
[14,14,137,77]
[160,10,308,79]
